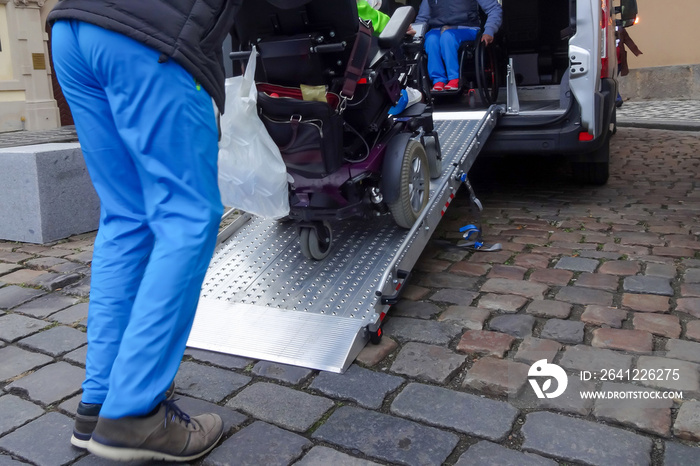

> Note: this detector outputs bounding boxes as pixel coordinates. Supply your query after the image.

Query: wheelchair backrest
[231,0,363,89]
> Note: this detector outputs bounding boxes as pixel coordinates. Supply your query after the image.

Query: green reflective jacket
[357,0,390,35]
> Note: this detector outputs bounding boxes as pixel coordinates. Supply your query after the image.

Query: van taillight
[601,57,609,79]
[600,5,609,79]
[579,132,595,141]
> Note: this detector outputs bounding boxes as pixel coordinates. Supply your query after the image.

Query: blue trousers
[424,27,479,83]
[51,20,223,418]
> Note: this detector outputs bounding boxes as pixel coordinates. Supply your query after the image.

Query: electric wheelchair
[230,0,441,260]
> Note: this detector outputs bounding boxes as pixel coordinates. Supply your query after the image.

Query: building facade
[618,0,700,100]
[0,0,61,133]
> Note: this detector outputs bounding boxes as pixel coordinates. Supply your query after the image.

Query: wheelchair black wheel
[299,222,333,260]
[475,41,499,106]
[388,140,430,229]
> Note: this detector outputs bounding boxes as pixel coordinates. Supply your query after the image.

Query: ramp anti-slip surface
[188,111,495,372]
[188,215,405,373]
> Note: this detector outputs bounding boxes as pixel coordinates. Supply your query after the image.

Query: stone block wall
[619,65,700,101]
[0,143,99,243]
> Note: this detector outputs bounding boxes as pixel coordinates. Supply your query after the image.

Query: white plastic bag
[218,47,290,219]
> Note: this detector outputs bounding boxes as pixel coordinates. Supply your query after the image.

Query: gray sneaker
[71,402,102,449]
[87,400,223,462]
[71,382,175,449]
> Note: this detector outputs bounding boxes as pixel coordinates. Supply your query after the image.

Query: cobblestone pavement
[2,127,700,465]
[617,100,700,122]
[0,126,78,149]
[617,100,700,133]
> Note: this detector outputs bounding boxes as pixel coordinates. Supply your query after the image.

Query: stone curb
[617,118,700,132]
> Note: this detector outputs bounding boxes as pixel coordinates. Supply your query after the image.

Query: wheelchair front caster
[299,221,333,260]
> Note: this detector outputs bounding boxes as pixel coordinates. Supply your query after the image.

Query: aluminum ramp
[187,106,499,373]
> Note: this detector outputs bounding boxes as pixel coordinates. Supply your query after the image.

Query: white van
[405,0,639,185]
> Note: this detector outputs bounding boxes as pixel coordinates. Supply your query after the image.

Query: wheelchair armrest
[377,6,416,50]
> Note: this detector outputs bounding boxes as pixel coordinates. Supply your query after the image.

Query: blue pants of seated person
[51,20,223,419]
[424,27,479,84]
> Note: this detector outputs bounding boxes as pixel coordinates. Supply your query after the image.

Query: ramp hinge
[380,269,411,305]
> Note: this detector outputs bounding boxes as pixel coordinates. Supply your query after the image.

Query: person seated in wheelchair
[415,0,502,92]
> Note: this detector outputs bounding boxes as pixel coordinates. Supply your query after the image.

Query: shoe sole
[70,434,90,449]
[87,430,223,462]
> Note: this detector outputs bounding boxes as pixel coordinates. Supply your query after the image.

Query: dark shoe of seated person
[71,382,175,449]
[87,400,223,462]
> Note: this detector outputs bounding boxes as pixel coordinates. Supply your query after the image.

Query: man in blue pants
[48,0,240,461]
[416,0,502,91]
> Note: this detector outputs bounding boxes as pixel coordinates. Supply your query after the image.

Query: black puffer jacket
[48,0,241,112]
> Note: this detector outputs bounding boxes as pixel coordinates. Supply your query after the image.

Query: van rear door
[568,0,604,138]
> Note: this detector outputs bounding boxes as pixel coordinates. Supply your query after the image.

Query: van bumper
[483,78,618,158]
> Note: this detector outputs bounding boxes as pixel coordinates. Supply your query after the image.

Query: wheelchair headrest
[232,0,360,49]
